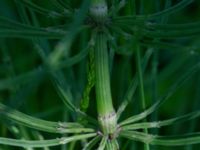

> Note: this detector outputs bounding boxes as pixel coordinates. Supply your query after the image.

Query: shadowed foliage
[0,0,200,150]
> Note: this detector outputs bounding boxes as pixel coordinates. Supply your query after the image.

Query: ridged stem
[94,32,117,135]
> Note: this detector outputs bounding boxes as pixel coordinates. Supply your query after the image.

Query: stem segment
[94,32,117,135]
[90,0,117,137]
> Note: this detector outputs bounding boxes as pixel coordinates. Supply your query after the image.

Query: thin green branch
[0,133,96,148]
[121,110,200,130]
[0,103,96,134]
[121,131,200,146]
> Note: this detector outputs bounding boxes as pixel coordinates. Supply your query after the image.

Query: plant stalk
[90,0,117,135]
[94,32,117,135]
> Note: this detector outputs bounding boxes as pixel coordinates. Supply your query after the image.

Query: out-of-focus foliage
[0,0,200,150]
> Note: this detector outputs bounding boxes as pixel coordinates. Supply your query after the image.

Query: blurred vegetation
[0,0,200,150]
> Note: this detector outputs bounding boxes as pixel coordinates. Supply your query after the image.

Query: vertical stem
[95,33,113,115]
[94,32,117,134]
[90,0,117,136]
[136,43,150,150]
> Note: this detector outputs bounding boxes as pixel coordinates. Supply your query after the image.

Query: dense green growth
[0,0,200,150]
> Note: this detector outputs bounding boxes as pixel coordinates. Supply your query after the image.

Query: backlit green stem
[94,32,117,134]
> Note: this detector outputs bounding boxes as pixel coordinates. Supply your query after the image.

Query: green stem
[90,0,117,138]
[136,43,150,150]
[95,32,117,135]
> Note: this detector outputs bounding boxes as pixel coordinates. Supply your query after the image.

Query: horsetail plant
[0,0,200,150]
